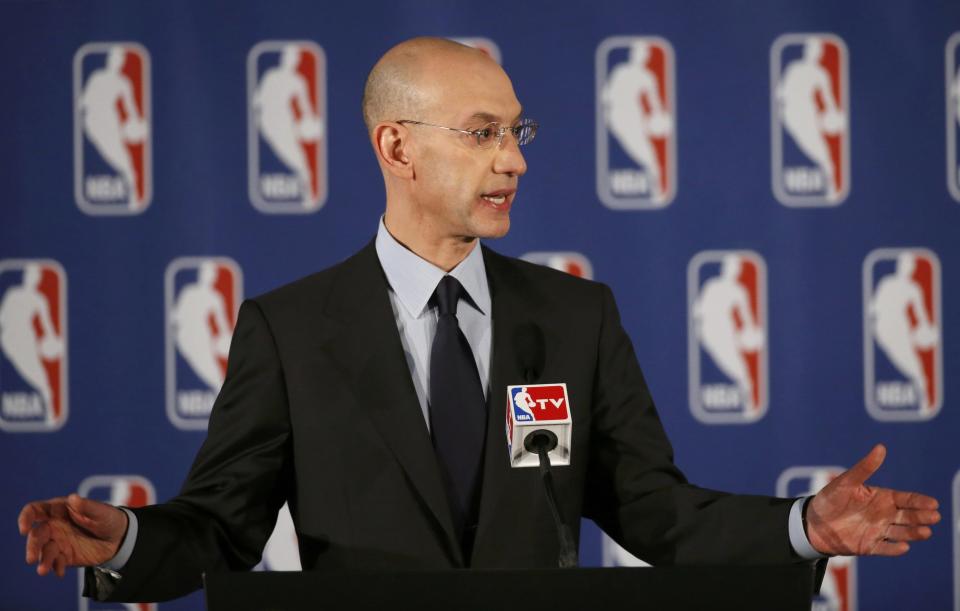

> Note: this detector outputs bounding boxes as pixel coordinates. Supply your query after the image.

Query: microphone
[505,323,578,567]
[514,322,545,382]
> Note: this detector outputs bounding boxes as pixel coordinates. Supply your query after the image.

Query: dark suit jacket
[89,241,809,603]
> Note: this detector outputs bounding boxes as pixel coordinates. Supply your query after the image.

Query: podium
[204,565,815,610]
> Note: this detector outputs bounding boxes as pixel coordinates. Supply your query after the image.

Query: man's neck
[383,212,478,272]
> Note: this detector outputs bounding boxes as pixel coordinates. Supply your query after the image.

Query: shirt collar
[375,217,491,319]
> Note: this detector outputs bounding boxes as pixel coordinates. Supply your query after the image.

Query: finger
[843,443,886,486]
[894,508,942,526]
[25,522,51,564]
[885,525,932,542]
[53,554,66,578]
[892,490,940,510]
[867,540,909,556]
[18,501,52,535]
[38,539,59,576]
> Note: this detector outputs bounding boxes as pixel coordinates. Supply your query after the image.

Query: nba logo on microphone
[449,37,501,64]
[0,260,67,432]
[506,383,571,467]
[521,252,594,279]
[863,248,943,421]
[771,33,849,206]
[165,257,242,430]
[596,36,676,209]
[947,32,960,203]
[688,251,768,424]
[248,41,327,213]
[778,467,856,611]
[73,42,151,215]
[77,475,156,611]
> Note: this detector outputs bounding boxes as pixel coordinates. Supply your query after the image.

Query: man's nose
[493,133,527,176]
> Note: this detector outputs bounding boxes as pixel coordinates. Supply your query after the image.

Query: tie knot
[434,275,466,316]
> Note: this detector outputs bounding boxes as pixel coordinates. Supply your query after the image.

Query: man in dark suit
[19,37,941,604]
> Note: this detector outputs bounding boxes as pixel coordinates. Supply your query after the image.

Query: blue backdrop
[1,1,958,610]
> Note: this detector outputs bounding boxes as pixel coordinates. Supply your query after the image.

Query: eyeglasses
[396,118,538,149]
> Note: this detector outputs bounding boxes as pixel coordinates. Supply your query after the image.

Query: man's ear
[372,122,414,179]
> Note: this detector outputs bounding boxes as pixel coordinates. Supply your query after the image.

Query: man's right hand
[18,494,128,578]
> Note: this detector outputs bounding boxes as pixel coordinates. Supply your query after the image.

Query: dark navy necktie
[429,275,487,547]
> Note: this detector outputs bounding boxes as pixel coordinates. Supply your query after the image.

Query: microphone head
[514,322,545,382]
[523,429,558,454]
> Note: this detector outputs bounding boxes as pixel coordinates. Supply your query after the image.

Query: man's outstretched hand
[806,444,941,556]
[18,494,128,577]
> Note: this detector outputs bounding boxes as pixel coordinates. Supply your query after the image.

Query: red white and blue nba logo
[947,32,960,203]
[0,260,67,432]
[688,251,768,424]
[165,257,242,430]
[521,252,594,279]
[863,248,942,421]
[771,33,849,206]
[73,42,151,215]
[77,475,155,611]
[449,37,502,64]
[248,41,327,213]
[510,384,569,423]
[596,36,676,209]
[778,467,856,611]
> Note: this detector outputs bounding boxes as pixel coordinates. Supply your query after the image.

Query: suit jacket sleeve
[86,299,294,603]
[581,283,801,566]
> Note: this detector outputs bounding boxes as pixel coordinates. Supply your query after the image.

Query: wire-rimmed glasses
[396,118,538,149]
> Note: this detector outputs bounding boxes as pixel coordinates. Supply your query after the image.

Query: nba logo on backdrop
[596,36,676,209]
[688,251,767,423]
[248,41,327,213]
[778,468,856,611]
[771,33,849,206]
[521,252,594,279]
[73,43,151,215]
[77,475,155,611]
[947,32,960,202]
[449,37,501,64]
[165,257,242,430]
[0,260,67,432]
[863,248,942,421]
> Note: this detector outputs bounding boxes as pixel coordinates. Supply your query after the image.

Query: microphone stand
[524,430,578,568]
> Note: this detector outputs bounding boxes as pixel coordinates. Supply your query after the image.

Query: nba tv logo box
[506,383,571,468]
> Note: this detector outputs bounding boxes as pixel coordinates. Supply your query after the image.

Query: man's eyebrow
[468,112,499,124]
[467,108,524,124]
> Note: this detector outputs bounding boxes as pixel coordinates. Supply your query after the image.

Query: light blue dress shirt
[375,217,492,429]
[103,219,821,571]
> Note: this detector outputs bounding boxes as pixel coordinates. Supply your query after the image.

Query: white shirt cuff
[788,496,827,560]
[99,507,139,571]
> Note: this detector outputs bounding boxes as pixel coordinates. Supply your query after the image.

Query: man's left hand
[806,444,940,556]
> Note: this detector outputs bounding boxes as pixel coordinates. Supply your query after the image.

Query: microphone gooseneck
[524,430,579,568]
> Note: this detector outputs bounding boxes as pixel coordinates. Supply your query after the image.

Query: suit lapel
[320,243,462,564]
[473,247,549,551]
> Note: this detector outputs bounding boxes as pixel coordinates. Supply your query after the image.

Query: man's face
[406,54,527,242]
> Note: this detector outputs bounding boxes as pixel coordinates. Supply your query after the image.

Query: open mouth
[480,189,515,209]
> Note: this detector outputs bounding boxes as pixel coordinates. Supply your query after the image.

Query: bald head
[362,37,496,132]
